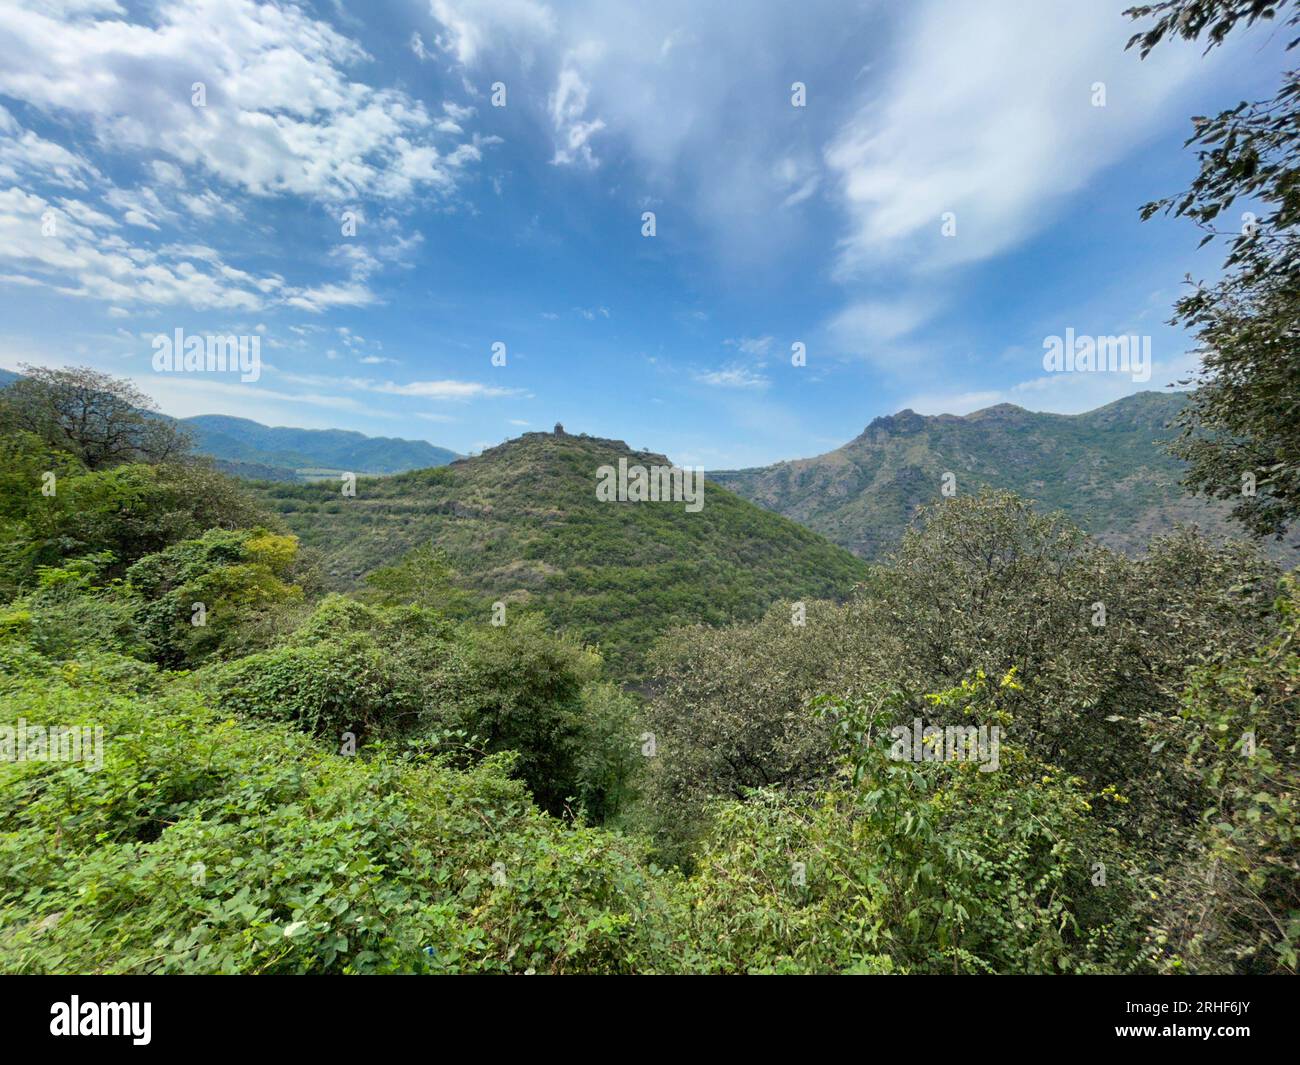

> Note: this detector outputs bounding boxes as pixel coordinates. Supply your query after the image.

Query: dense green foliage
[0,650,684,975]
[683,678,1144,975]
[0,368,1295,975]
[641,493,1282,856]
[1143,578,1300,971]
[126,528,307,668]
[3,448,1294,974]
[1,430,274,600]
[204,596,636,816]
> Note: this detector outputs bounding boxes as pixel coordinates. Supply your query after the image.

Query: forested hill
[712,392,1295,561]
[252,428,870,675]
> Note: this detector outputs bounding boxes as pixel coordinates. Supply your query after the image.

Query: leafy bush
[204,597,639,820]
[645,492,1283,854]
[1143,577,1300,974]
[0,427,275,597]
[203,635,427,744]
[806,674,1147,974]
[127,528,306,668]
[641,598,864,864]
[0,555,146,661]
[0,647,685,975]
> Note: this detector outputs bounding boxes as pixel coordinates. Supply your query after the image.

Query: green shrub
[681,672,1147,975]
[204,597,639,821]
[1143,577,1300,974]
[0,432,274,597]
[0,647,685,975]
[127,528,305,668]
[205,633,427,743]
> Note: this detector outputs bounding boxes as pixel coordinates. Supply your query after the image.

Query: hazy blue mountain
[181,415,458,479]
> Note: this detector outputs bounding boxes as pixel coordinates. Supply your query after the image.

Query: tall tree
[0,364,192,469]
[1127,0,1300,538]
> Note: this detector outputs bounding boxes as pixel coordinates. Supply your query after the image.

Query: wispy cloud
[824,0,1208,280]
[693,365,769,390]
[369,378,524,400]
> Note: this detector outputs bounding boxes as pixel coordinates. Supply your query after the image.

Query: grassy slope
[253,430,870,675]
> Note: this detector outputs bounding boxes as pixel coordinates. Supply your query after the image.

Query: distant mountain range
[713,391,1296,562]
[181,415,458,481]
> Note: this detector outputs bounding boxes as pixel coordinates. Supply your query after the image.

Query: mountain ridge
[181,413,459,479]
[712,391,1296,561]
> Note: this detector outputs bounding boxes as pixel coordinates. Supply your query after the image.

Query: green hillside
[253,428,870,675]
[713,392,1297,561]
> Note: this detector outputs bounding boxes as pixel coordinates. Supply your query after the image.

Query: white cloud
[178,188,239,221]
[283,281,377,313]
[693,365,769,390]
[426,0,556,66]
[0,186,274,309]
[149,160,184,186]
[549,62,605,167]
[827,299,936,362]
[0,103,102,189]
[0,184,396,313]
[417,0,1226,288]
[423,0,838,259]
[727,335,775,358]
[104,187,172,230]
[773,155,820,209]
[0,0,489,204]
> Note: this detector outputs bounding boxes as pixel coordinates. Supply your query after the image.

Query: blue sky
[0,0,1286,467]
